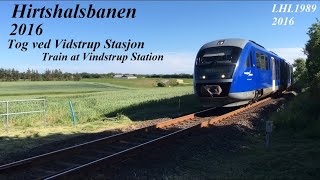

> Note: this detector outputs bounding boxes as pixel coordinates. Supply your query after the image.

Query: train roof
[200,38,249,51]
[200,38,269,50]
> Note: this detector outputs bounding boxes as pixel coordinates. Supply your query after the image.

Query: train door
[254,50,264,90]
[244,49,255,91]
[251,48,259,90]
[276,59,280,89]
[271,57,276,92]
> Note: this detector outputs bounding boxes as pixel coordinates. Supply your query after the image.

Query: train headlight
[221,74,225,78]
[201,75,206,79]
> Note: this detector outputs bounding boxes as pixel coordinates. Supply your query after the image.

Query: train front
[193,39,243,107]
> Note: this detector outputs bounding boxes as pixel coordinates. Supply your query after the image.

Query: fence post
[69,101,77,126]
[43,98,46,127]
[6,101,9,129]
[265,121,273,149]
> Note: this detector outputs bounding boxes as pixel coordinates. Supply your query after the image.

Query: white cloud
[268,48,307,64]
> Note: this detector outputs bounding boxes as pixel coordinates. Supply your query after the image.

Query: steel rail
[201,97,271,127]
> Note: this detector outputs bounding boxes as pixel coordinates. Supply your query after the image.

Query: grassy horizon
[82,77,193,88]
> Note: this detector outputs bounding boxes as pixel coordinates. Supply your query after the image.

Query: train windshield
[195,46,242,79]
[196,46,242,65]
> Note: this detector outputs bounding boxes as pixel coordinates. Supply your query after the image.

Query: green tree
[73,73,82,81]
[43,69,53,81]
[11,68,19,81]
[0,68,4,81]
[56,69,63,81]
[21,72,26,81]
[63,73,72,81]
[26,68,31,80]
[305,19,320,85]
[5,69,12,81]
[31,70,41,81]
[293,58,307,83]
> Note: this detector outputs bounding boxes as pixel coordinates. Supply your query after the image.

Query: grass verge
[271,89,320,138]
[0,116,133,163]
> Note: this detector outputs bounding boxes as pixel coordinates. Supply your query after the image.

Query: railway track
[0,97,272,180]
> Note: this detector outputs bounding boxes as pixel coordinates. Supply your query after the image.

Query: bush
[157,82,167,87]
[271,90,320,138]
[156,79,180,87]
[168,80,179,87]
[313,72,320,87]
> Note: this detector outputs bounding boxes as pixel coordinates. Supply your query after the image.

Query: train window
[256,53,261,69]
[246,56,249,67]
[265,56,269,70]
[197,46,242,65]
[255,52,269,70]
[246,52,253,67]
[250,52,253,67]
[260,54,266,70]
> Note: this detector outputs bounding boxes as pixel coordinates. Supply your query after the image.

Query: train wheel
[249,90,259,104]
[254,90,260,102]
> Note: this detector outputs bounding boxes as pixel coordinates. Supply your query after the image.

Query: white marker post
[265,121,273,149]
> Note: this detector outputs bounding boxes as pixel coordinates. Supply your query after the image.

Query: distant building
[113,74,137,79]
[114,74,123,78]
[124,74,137,79]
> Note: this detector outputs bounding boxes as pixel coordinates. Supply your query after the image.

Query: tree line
[0,68,194,82]
[0,68,81,81]
[78,73,193,79]
[146,74,193,79]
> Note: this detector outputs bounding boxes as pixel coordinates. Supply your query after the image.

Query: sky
[0,1,318,74]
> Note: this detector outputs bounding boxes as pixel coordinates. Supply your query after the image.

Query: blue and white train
[194,38,293,107]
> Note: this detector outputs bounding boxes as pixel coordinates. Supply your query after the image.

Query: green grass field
[0,78,196,128]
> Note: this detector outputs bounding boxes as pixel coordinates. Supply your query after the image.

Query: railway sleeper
[130,137,158,143]
[30,168,58,178]
[55,161,81,169]
[118,140,142,147]
[163,127,182,131]
[105,144,131,151]
[91,150,116,155]
[72,154,102,162]
[152,129,172,134]
[142,133,170,140]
